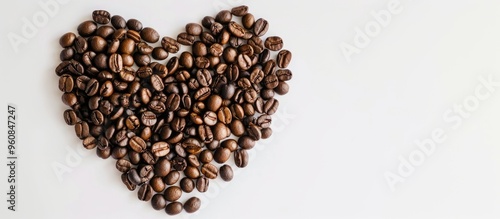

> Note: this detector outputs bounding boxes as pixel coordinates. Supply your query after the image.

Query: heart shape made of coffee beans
[55,5,292,216]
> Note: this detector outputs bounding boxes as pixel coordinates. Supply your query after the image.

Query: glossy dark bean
[180,177,195,193]
[184,197,201,213]
[138,184,154,201]
[219,164,234,181]
[196,176,209,192]
[234,149,249,168]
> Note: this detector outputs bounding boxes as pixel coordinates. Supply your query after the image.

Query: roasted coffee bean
[63,109,79,125]
[244,88,258,103]
[151,141,170,157]
[121,172,136,191]
[137,42,153,55]
[187,154,200,167]
[228,21,245,37]
[164,185,182,202]
[221,83,236,99]
[184,197,201,213]
[223,47,238,64]
[257,114,272,128]
[229,36,245,47]
[151,193,166,210]
[214,147,231,163]
[62,92,77,107]
[237,54,252,70]
[248,36,264,54]
[59,74,74,92]
[140,27,160,43]
[138,184,154,201]
[73,36,88,54]
[165,202,183,215]
[77,20,97,37]
[220,164,234,181]
[180,177,195,193]
[197,150,212,164]
[139,165,154,181]
[217,107,231,125]
[164,171,180,185]
[129,136,146,152]
[263,98,279,115]
[127,168,142,185]
[161,37,180,53]
[153,158,171,177]
[220,139,237,152]
[92,10,110,24]
[196,176,209,192]
[60,47,74,61]
[276,69,293,81]
[75,121,90,139]
[128,151,141,165]
[201,163,218,179]
[265,36,284,51]
[261,89,275,100]
[247,123,262,140]
[59,32,76,47]
[111,15,126,29]
[152,47,168,60]
[108,53,123,73]
[196,69,212,87]
[186,23,203,36]
[277,49,292,68]
[250,68,264,84]
[275,81,289,95]
[90,110,104,125]
[203,111,218,126]
[230,103,245,120]
[126,18,143,31]
[242,13,255,29]
[172,156,187,171]
[238,135,255,149]
[82,136,97,149]
[231,5,248,16]
[229,119,245,137]
[111,146,128,159]
[213,122,230,140]
[263,73,279,89]
[253,18,269,37]
[195,57,210,69]
[96,146,111,159]
[184,165,201,179]
[209,43,224,56]
[234,149,249,168]
[177,32,195,46]
[96,26,114,40]
[116,159,132,173]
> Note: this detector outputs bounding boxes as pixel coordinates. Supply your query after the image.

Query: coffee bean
[140,27,160,43]
[77,20,97,37]
[217,106,232,125]
[263,73,279,89]
[163,185,182,202]
[59,32,76,47]
[207,140,220,151]
[177,32,195,46]
[121,172,136,191]
[247,123,262,140]
[138,184,154,201]
[111,15,126,29]
[215,10,232,24]
[152,47,168,60]
[228,21,246,37]
[253,18,269,37]
[214,147,231,163]
[257,114,272,128]
[242,13,255,29]
[184,166,200,179]
[151,141,170,157]
[108,53,123,73]
[196,176,209,192]
[180,177,195,193]
[164,170,180,185]
[230,103,245,120]
[219,164,234,181]
[234,149,249,168]
[263,98,279,115]
[172,156,187,171]
[203,111,218,126]
[116,159,132,173]
[201,163,218,179]
[277,49,292,68]
[237,54,252,70]
[127,168,142,185]
[154,158,172,177]
[96,146,111,159]
[187,154,200,167]
[151,193,166,210]
[82,136,97,149]
[248,36,264,54]
[223,47,238,64]
[275,81,289,95]
[59,74,74,93]
[265,36,284,51]
[184,197,201,213]
[127,18,143,31]
[186,23,203,36]
[129,136,146,152]
[75,121,90,139]
[161,37,180,53]
[111,147,128,159]
[165,202,183,215]
[196,69,212,87]
[63,109,79,125]
[213,122,230,140]
[231,5,248,16]
[59,47,74,61]
[276,69,293,81]
[238,135,255,149]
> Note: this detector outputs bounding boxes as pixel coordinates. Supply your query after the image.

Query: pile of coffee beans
[55,5,292,215]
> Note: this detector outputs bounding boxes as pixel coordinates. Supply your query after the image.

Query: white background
[1,0,500,218]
